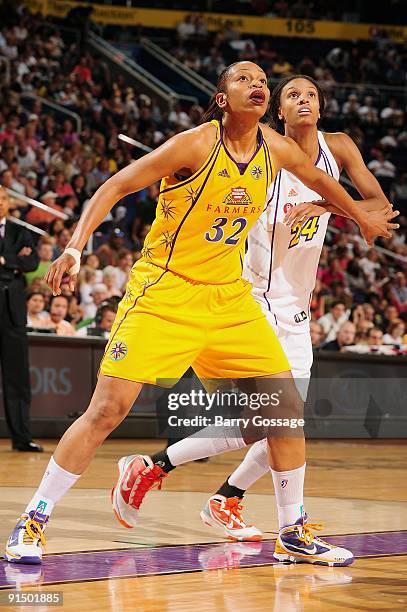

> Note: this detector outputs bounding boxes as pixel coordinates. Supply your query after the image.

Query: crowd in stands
[0,4,405,346]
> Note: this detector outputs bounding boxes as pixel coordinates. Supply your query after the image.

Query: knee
[86,397,130,432]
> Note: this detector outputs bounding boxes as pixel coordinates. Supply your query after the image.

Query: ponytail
[200,95,223,124]
[200,62,240,125]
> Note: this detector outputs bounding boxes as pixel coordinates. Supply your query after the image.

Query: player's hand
[45,252,78,296]
[359,208,400,247]
[284,200,328,228]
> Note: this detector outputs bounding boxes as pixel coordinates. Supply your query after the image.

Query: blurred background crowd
[0,2,405,351]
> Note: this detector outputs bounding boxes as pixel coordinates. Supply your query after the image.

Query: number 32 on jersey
[205,216,248,245]
[289,216,320,249]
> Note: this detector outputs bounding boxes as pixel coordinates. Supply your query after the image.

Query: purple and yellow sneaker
[5,510,48,565]
[274,515,354,567]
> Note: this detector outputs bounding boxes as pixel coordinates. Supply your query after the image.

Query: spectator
[84,253,103,282]
[25,240,53,286]
[26,292,52,329]
[391,272,407,310]
[358,248,380,285]
[52,228,72,260]
[114,249,133,292]
[82,282,108,319]
[310,321,324,348]
[76,300,118,338]
[380,97,404,127]
[367,150,396,195]
[25,191,63,229]
[367,326,384,346]
[321,321,356,351]
[383,319,406,346]
[318,300,349,343]
[96,228,125,267]
[102,265,122,298]
[48,294,75,336]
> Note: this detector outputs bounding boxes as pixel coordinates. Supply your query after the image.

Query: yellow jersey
[139,120,275,284]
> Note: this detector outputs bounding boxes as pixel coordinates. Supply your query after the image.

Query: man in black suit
[0,187,42,451]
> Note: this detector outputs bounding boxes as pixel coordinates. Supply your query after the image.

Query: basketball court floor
[0,438,406,610]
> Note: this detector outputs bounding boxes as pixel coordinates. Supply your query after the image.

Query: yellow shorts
[100,261,290,385]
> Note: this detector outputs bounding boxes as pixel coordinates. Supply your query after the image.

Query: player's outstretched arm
[283,133,400,229]
[268,130,396,246]
[327,132,396,213]
[45,125,215,295]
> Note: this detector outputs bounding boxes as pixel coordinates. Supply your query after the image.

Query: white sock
[270,463,306,529]
[25,456,81,518]
[228,438,269,490]
[166,425,246,466]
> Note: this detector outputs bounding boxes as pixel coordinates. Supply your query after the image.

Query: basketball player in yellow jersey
[5,61,396,565]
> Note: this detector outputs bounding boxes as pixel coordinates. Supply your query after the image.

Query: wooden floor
[0,438,406,611]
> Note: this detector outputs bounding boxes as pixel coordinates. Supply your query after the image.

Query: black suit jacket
[0,220,39,326]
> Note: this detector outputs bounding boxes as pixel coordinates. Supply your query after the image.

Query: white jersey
[244,131,340,333]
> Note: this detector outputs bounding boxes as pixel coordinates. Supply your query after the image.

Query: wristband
[64,247,81,275]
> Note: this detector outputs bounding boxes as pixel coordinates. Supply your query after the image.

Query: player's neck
[285,127,319,164]
[222,116,259,162]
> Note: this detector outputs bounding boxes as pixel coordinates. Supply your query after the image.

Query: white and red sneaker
[111,455,167,528]
[200,494,263,542]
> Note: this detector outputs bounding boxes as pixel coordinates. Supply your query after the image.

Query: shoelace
[129,465,166,509]
[298,522,329,546]
[24,518,46,548]
[223,497,247,528]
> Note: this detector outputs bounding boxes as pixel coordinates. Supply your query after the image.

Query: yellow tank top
[139,120,275,284]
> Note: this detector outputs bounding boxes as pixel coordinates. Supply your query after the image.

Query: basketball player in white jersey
[197,75,396,560]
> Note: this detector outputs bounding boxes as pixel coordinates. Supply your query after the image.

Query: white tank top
[244,131,340,333]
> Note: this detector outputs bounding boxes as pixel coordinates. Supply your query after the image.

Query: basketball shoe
[111,454,167,528]
[200,494,263,542]
[273,515,354,566]
[5,510,48,564]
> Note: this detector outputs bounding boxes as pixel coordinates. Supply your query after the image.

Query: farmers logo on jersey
[250,165,263,180]
[223,187,252,204]
[283,202,294,214]
[110,340,128,361]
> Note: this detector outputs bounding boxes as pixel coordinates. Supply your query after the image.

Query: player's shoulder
[323,131,356,151]
[323,131,359,164]
[261,124,298,151]
[167,122,218,158]
[174,122,217,145]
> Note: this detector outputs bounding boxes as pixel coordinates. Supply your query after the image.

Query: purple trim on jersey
[321,148,334,177]
[165,143,222,266]
[263,171,282,312]
[320,149,335,179]
[236,162,248,174]
[220,122,263,176]
[262,142,274,212]
[315,141,322,166]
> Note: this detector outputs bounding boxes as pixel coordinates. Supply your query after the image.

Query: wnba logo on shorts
[281,479,288,488]
[109,340,128,361]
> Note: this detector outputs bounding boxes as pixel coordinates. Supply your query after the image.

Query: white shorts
[265,311,313,402]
